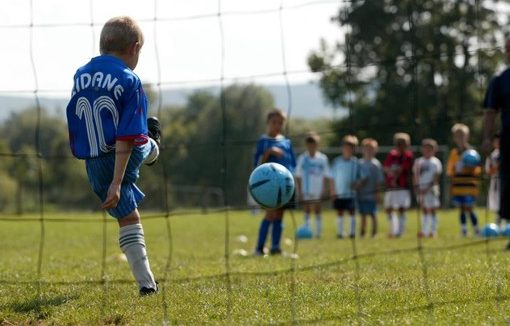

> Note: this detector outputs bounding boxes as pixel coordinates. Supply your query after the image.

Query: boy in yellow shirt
[447,124,481,236]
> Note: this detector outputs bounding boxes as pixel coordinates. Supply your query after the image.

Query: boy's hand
[102,182,122,209]
[481,137,492,156]
[267,147,284,158]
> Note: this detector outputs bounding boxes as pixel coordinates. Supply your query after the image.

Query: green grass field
[1,208,509,325]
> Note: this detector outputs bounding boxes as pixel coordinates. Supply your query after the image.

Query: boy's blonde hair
[305,131,320,144]
[421,138,438,150]
[361,138,378,150]
[342,135,359,147]
[266,108,286,122]
[393,132,411,146]
[451,123,469,136]
[100,16,144,55]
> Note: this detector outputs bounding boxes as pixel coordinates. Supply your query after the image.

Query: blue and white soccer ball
[248,162,295,209]
[296,225,313,239]
[480,223,500,238]
[461,149,481,167]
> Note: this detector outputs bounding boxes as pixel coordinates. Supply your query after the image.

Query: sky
[0,0,344,96]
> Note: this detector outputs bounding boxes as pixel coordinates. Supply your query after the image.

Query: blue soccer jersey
[330,156,364,199]
[254,134,296,173]
[66,55,149,159]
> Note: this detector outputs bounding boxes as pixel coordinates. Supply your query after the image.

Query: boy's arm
[102,140,133,209]
[446,150,455,177]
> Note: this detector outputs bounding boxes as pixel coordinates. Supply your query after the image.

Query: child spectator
[413,139,443,238]
[330,135,364,239]
[383,133,413,238]
[295,132,331,238]
[358,138,384,238]
[447,123,481,236]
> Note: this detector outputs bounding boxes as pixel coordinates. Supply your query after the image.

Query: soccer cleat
[147,117,161,146]
[253,249,265,257]
[139,282,158,296]
[146,117,161,166]
[269,248,282,255]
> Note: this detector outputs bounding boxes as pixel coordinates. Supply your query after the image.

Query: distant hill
[0,83,337,121]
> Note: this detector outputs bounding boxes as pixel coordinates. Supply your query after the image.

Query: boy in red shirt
[383,133,413,237]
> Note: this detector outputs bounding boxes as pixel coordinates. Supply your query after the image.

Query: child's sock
[256,219,271,252]
[119,224,156,290]
[430,214,438,235]
[304,213,310,227]
[349,215,356,237]
[460,212,467,235]
[470,211,479,233]
[336,216,344,236]
[388,213,398,236]
[371,214,377,237]
[398,213,406,236]
[316,214,322,237]
[271,219,283,250]
[421,214,430,235]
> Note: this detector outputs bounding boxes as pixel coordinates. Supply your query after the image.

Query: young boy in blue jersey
[253,109,296,255]
[358,138,384,238]
[66,16,160,295]
[331,135,364,239]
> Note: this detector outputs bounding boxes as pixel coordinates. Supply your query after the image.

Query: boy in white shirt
[413,138,443,238]
[295,132,331,237]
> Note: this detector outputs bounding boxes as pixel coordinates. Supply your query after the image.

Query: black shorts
[333,198,355,211]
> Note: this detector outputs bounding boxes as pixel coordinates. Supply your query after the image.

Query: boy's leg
[349,205,356,238]
[360,214,367,237]
[271,209,284,254]
[460,204,468,236]
[255,213,272,254]
[467,205,479,235]
[430,208,438,237]
[386,208,397,237]
[370,213,378,238]
[314,203,322,238]
[118,209,157,295]
[420,210,429,237]
[398,207,406,237]
[304,203,311,228]
[337,210,345,238]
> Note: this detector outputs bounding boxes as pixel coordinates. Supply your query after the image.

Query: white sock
[337,216,344,236]
[430,214,438,234]
[389,213,398,236]
[350,215,356,236]
[398,214,406,235]
[119,224,156,290]
[421,214,430,235]
[316,214,322,236]
[304,213,310,227]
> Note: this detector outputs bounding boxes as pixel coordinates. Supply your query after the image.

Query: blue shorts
[452,195,476,207]
[358,199,377,215]
[85,142,153,218]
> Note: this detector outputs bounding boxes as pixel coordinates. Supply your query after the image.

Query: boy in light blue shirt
[330,135,364,238]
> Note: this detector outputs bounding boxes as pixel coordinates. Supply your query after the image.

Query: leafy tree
[309,0,502,145]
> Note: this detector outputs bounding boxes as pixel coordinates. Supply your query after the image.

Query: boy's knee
[118,209,141,227]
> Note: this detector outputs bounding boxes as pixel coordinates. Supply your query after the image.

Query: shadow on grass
[8,294,78,318]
